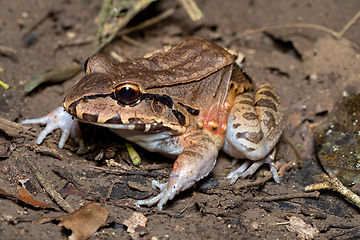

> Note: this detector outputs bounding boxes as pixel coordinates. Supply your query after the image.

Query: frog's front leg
[223,83,283,184]
[135,128,218,211]
[21,106,83,148]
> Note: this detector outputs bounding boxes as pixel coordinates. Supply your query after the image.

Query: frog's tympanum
[23,36,283,210]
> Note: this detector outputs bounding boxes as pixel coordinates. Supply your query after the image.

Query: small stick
[232,171,272,193]
[25,157,74,213]
[117,7,176,37]
[0,116,38,138]
[176,0,203,21]
[55,36,94,50]
[0,45,17,57]
[243,191,320,202]
[231,11,360,43]
[334,11,360,39]
[90,166,167,177]
[305,172,360,208]
[26,144,63,160]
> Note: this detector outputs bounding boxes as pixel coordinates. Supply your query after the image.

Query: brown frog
[23,36,283,210]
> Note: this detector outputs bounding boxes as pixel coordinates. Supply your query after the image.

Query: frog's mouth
[91,120,175,133]
[64,98,186,134]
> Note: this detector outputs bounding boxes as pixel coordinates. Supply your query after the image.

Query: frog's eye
[114,84,141,105]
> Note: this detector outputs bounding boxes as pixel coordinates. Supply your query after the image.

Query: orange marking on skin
[199,106,229,137]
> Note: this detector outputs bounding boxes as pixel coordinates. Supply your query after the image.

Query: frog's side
[23,36,283,210]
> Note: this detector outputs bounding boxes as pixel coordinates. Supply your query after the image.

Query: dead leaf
[286,216,319,240]
[0,187,55,209]
[57,202,108,240]
[123,212,147,234]
[17,187,54,209]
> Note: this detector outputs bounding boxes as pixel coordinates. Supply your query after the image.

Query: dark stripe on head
[134,125,146,131]
[67,102,78,116]
[149,124,172,132]
[128,118,144,124]
[67,93,111,115]
[105,114,123,124]
[255,98,277,112]
[172,110,186,126]
[82,113,98,122]
[178,102,200,116]
[143,93,173,108]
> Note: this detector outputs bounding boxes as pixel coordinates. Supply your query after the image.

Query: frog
[22,36,284,211]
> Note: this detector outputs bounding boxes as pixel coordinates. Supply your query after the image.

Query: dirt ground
[1,0,360,239]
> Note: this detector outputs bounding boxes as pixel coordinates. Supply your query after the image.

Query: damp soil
[1,0,360,239]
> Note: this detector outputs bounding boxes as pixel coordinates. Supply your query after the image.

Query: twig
[55,36,94,50]
[93,0,156,54]
[0,116,38,138]
[305,172,360,208]
[334,11,360,39]
[176,0,203,21]
[117,7,176,37]
[90,166,167,177]
[231,11,360,43]
[25,157,74,213]
[26,144,63,160]
[232,171,272,194]
[243,191,320,202]
[0,45,17,58]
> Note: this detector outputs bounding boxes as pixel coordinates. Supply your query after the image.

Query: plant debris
[38,202,109,240]
[25,63,82,93]
[0,187,55,209]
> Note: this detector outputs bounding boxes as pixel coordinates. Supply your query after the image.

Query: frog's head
[63,54,186,134]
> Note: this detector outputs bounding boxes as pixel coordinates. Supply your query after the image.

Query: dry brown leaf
[123,212,147,234]
[57,202,109,240]
[0,187,55,209]
[286,216,319,240]
[17,187,55,209]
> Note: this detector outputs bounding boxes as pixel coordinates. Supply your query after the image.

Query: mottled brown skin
[64,36,253,150]
[62,36,282,210]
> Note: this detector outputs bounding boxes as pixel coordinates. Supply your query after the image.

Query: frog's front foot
[135,130,218,211]
[22,106,83,148]
[227,148,280,184]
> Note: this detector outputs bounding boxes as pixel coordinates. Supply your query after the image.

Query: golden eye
[114,83,141,105]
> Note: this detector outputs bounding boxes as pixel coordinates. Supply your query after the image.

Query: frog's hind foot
[227,148,280,184]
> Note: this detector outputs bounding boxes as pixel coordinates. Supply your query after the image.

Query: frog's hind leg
[223,83,283,184]
[227,148,279,184]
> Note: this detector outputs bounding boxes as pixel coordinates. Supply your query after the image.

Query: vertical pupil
[120,86,135,100]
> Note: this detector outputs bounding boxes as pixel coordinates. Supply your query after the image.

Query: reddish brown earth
[1,0,360,239]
